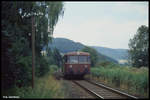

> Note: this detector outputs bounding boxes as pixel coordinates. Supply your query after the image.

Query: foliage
[12,73,64,98]
[96,61,112,67]
[15,56,32,87]
[52,48,63,67]
[45,47,63,67]
[81,46,118,66]
[1,1,64,93]
[49,65,59,74]
[91,64,149,97]
[81,46,99,66]
[128,25,149,67]
[47,2,64,35]
[35,56,50,77]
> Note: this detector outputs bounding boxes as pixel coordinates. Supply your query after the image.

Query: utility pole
[32,15,35,89]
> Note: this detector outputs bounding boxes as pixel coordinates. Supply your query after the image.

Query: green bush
[39,56,49,77]
[14,74,65,98]
[96,61,112,67]
[15,56,32,87]
[49,65,59,74]
[91,68,101,77]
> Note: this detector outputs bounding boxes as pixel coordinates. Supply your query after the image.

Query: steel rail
[73,80,104,99]
[86,80,138,99]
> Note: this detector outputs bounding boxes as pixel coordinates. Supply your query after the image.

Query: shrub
[49,65,59,74]
[91,68,101,77]
[14,74,65,98]
[35,56,50,77]
[15,56,32,87]
[96,61,112,67]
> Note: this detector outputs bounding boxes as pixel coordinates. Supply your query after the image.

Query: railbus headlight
[85,65,87,68]
[69,65,72,68]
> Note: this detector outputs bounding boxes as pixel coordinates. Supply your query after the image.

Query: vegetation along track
[73,80,138,99]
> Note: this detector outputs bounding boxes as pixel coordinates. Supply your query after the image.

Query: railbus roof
[64,51,90,56]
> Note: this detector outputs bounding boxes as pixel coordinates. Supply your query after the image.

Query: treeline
[1,1,64,94]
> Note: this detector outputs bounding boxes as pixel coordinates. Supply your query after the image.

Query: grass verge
[87,64,149,98]
[3,70,65,99]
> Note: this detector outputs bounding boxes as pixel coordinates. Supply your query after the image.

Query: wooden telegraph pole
[32,15,35,89]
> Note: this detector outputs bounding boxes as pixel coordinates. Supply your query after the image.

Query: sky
[53,2,148,49]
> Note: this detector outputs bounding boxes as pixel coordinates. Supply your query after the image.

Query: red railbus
[63,52,91,78]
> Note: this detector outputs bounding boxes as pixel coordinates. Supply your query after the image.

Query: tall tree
[128,25,149,67]
[1,1,64,91]
[53,48,63,67]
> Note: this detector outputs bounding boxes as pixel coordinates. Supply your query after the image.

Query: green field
[89,63,149,98]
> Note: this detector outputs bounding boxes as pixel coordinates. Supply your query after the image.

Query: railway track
[73,80,138,99]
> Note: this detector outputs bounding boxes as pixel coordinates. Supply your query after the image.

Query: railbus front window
[87,56,90,63]
[68,56,78,63]
[79,56,87,63]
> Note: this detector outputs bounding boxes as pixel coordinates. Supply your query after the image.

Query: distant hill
[48,38,85,53]
[97,52,118,63]
[91,46,129,61]
[43,37,120,63]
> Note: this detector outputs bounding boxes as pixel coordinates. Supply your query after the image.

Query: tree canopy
[1,1,64,92]
[128,25,149,68]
